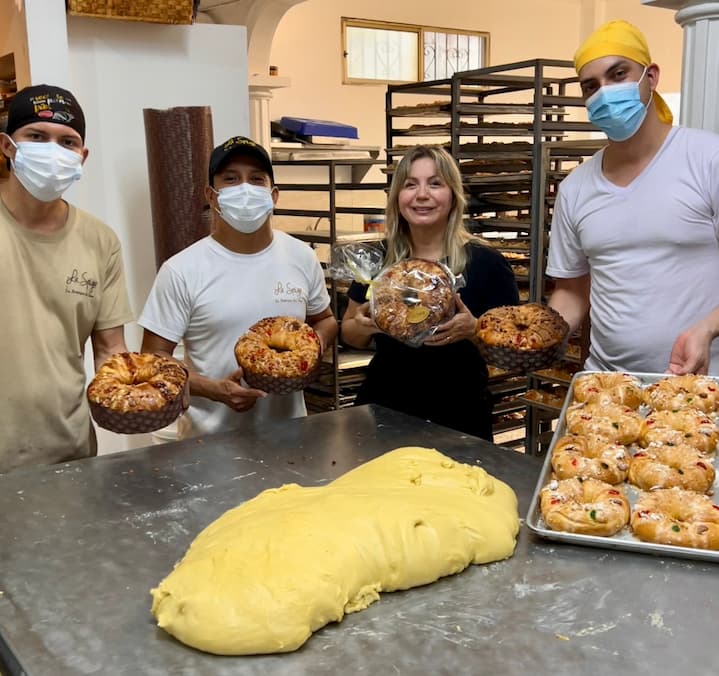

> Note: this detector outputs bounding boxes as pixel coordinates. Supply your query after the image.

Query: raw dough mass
[150,447,519,655]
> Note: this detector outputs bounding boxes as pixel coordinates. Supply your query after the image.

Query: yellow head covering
[574,19,673,125]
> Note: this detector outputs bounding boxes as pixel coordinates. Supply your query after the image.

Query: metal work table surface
[0,405,717,676]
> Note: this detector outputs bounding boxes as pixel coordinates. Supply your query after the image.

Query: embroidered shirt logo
[65,269,97,297]
[273,281,306,304]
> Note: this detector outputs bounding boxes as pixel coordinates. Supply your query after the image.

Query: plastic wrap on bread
[328,242,385,286]
[369,258,460,347]
[329,243,464,348]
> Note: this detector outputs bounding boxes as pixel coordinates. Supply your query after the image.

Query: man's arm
[548,275,591,334]
[91,326,128,371]
[668,306,719,375]
[306,307,338,354]
[140,330,178,361]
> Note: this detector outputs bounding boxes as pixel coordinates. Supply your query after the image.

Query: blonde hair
[384,145,478,275]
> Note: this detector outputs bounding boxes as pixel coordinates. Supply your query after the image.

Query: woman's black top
[346,242,520,441]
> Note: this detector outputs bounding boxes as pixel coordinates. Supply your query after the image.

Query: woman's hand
[352,302,378,331]
[424,294,476,347]
[341,300,381,349]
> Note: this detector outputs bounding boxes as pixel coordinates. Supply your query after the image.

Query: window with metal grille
[342,18,489,84]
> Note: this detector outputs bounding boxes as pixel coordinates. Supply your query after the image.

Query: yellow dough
[150,446,519,655]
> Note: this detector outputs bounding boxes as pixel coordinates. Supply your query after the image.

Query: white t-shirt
[546,126,719,374]
[139,231,331,437]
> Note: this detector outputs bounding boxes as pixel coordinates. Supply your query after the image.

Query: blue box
[279,116,359,140]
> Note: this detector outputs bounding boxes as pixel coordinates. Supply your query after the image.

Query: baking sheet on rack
[525,370,719,563]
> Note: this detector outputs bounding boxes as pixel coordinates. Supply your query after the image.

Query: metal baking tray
[526,370,719,563]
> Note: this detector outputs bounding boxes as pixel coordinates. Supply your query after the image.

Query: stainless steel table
[0,405,716,676]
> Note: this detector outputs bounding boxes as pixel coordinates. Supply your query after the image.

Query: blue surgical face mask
[586,67,653,142]
[5,136,83,201]
[214,183,274,234]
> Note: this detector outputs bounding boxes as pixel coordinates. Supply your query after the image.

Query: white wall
[269,0,683,156]
[61,17,250,453]
[25,0,69,84]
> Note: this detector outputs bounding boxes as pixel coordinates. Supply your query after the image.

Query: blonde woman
[341,145,519,440]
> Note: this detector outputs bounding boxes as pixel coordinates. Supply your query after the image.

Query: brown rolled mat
[143,106,214,270]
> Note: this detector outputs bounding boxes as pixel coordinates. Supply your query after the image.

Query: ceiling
[196,0,247,24]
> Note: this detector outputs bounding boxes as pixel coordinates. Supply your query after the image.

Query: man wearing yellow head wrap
[574,19,673,128]
[546,20,719,376]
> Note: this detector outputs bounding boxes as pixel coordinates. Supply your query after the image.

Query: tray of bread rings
[526,370,719,563]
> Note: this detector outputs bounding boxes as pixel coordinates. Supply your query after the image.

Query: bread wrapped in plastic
[370,258,460,347]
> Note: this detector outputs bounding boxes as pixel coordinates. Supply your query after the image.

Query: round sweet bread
[234,316,321,391]
[565,401,643,445]
[639,408,719,455]
[551,433,630,484]
[539,477,630,537]
[628,443,716,493]
[370,258,455,343]
[630,487,719,550]
[88,352,187,413]
[476,303,568,351]
[572,372,643,409]
[642,374,719,413]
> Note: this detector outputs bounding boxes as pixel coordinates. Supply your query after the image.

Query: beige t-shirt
[0,199,133,473]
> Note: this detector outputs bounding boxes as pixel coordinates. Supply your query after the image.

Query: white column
[642,1,719,132]
[249,84,273,150]
[675,3,719,131]
[248,76,290,151]
[197,0,306,151]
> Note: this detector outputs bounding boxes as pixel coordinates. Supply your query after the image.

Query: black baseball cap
[6,84,86,141]
[208,135,274,185]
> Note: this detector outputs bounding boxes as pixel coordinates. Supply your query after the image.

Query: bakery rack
[272,158,387,412]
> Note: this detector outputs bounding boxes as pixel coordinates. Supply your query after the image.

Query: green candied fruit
[672,524,680,533]
[589,509,597,521]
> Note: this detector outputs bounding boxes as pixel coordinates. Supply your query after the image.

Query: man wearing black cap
[138,135,337,438]
[0,84,133,473]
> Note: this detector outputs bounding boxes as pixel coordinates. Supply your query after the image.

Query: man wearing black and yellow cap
[0,84,133,472]
[547,20,719,376]
[138,135,338,439]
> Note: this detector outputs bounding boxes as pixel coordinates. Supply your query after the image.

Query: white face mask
[7,137,84,202]
[215,183,274,234]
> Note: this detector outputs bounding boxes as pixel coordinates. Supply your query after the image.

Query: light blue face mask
[585,68,653,142]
